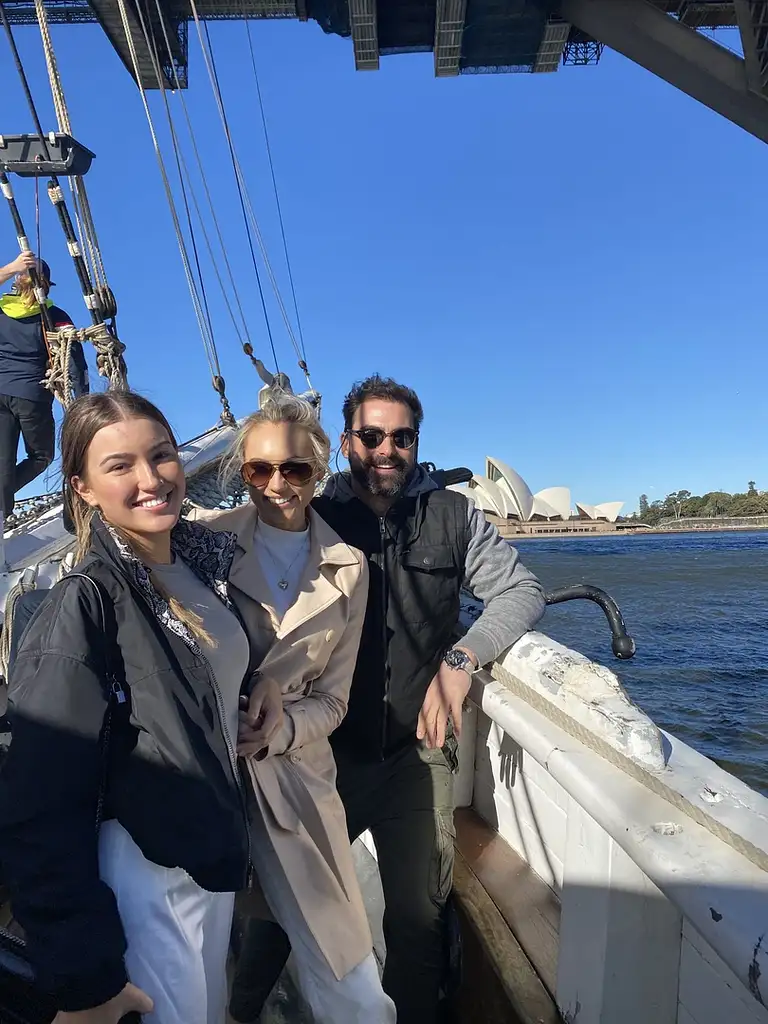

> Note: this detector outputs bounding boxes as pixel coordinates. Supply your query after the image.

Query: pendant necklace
[257,526,308,591]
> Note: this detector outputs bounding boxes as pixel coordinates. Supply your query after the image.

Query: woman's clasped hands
[237,674,284,759]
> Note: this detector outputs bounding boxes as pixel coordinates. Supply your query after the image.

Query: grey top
[149,556,249,745]
[253,518,312,619]
[321,466,546,668]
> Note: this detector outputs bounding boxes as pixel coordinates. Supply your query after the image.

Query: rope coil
[43,323,127,406]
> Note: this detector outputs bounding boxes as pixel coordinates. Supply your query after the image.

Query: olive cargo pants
[230,739,456,1024]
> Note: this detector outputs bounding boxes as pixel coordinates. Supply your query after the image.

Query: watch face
[445,649,469,670]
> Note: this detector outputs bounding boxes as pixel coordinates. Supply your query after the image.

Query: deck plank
[452,851,561,1024]
[455,807,560,998]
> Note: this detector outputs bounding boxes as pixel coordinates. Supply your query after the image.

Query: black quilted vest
[312,488,469,761]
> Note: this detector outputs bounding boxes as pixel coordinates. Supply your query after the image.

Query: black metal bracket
[423,463,473,489]
[545,584,636,660]
[0,133,95,177]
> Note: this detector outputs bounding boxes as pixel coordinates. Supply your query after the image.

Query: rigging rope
[150,0,253,353]
[203,18,311,382]
[0,3,56,339]
[133,0,238,429]
[112,0,236,427]
[188,1,315,390]
[192,8,280,374]
[1,4,99,325]
[0,0,127,402]
[145,0,252,356]
[242,7,307,367]
[33,0,112,310]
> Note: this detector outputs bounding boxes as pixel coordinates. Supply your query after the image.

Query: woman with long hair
[0,390,252,1024]
[209,393,395,1024]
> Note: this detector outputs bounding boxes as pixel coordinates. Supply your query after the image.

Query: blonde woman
[0,391,250,1024]
[211,394,395,1024]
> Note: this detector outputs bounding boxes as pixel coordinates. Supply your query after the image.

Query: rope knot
[44,322,128,407]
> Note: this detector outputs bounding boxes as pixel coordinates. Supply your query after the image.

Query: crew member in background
[0,250,88,529]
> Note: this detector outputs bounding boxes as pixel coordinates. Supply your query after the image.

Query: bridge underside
[4,0,768,143]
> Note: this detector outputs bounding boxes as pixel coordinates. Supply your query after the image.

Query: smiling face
[243,420,319,532]
[341,398,418,502]
[71,415,185,562]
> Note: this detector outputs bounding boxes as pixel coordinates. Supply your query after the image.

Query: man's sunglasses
[241,460,315,488]
[348,427,419,451]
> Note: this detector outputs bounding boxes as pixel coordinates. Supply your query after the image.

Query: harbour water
[516,530,768,795]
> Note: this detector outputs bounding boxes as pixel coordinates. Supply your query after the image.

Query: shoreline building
[450,458,626,536]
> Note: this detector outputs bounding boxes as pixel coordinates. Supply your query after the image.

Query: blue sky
[1,19,765,512]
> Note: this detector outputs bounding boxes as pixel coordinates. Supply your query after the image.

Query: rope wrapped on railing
[43,323,127,406]
[0,567,38,681]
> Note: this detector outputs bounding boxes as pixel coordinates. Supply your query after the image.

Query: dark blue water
[514,531,768,795]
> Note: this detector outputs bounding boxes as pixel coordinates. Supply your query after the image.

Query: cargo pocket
[442,727,459,775]
[430,808,457,908]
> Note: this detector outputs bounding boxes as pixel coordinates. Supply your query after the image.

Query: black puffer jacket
[0,518,250,1011]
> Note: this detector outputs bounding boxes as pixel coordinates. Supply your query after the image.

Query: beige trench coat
[207,503,372,980]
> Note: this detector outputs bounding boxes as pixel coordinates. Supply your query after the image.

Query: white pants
[99,820,235,1024]
[250,819,396,1023]
[290,942,394,1024]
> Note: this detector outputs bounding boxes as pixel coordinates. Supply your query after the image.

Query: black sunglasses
[241,460,315,488]
[348,427,419,451]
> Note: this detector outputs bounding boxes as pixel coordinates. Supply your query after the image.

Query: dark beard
[349,452,411,499]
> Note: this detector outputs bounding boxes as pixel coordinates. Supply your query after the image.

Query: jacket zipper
[379,515,389,758]
[197,651,252,888]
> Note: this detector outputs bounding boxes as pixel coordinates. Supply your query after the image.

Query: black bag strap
[61,573,125,832]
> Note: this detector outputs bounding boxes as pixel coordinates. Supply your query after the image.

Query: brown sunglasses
[241,459,316,489]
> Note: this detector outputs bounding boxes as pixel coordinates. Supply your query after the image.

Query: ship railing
[450,628,768,1024]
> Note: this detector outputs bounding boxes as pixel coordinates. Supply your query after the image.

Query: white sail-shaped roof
[461,457,623,524]
[533,487,571,520]
[576,502,598,520]
[531,497,559,519]
[485,458,534,520]
[447,484,479,508]
[576,501,624,522]
[595,501,624,522]
[469,475,515,518]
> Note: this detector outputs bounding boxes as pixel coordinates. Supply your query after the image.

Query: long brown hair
[62,391,213,645]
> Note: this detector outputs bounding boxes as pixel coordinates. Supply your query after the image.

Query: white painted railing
[462,630,768,1024]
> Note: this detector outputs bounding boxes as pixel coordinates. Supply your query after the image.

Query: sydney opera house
[449,458,625,536]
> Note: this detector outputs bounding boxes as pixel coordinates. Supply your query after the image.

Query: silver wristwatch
[443,647,474,674]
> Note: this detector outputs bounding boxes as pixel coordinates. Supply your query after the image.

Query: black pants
[0,394,55,517]
[230,740,456,1024]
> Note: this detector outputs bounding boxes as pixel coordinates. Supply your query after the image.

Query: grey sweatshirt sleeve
[459,505,546,667]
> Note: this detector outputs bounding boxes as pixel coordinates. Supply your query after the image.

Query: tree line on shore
[629,483,768,526]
